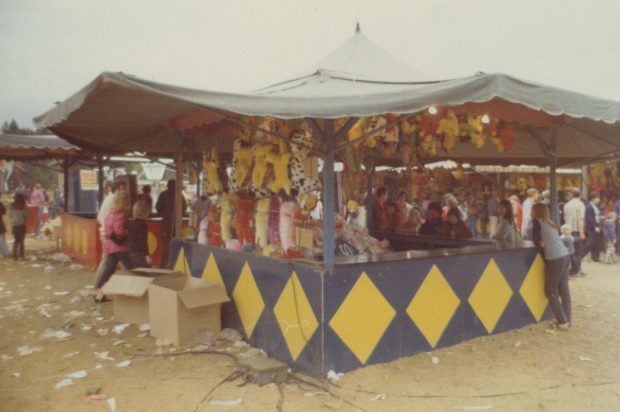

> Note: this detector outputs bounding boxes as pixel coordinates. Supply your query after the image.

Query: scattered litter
[209,399,243,407]
[304,391,329,397]
[95,317,105,322]
[97,328,109,336]
[31,256,38,261]
[51,253,72,263]
[67,370,88,379]
[1,354,14,361]
[54,291,70,296]
[116,360,131,368]
[137,332,148,338]
[95,352,115,361]
[88,394,107,401]
[44,265,54,274]
[70,263,85,271]
[67,310,85,318]
[106,397,116,412]
[578,356,592,361]
[218,328,242,342]
[453,406,493,410]
[112,340,125,347]
[514,341,522,348]
[38,308,52,318]
[544,329,557,336]
[431,356,440,365]
[80,324,92,331]
[17,346,43,356]
[11,372,21,379]
[113,323,130,334]
[31,264,43,268]
[43,285,52,290]
[94,364,103,369]
[40,329,72,340]
[139,323,150,332]
[55,378,74,389]
[155,339,172,347]
[64,351,80,358]
[84,285,94,290]
[327,370,344,381]
[86,387,102,396]
[69,296,82,304]
[233,340,250,349]
[370,393,386,401]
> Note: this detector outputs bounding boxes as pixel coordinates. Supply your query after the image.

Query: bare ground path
[1,240,619,411]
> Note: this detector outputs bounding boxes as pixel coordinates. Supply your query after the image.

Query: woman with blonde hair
[93,191,134,303]
[531,203,571,329]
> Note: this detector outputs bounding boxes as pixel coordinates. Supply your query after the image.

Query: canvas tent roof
[0,133,84,160]
[34,30,620,165]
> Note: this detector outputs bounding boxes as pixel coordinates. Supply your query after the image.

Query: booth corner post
[527,125,560,225]
[173,152,185,268]
[96,155,105,206]
[63,154,70,213]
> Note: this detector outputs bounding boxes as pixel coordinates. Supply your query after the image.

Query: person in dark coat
[155,179,187,268]
[439,207,473,239]
[581,191,601,262]
[128,201,151,268]
[419,202,443,236]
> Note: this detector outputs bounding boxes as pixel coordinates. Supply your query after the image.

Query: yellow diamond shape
[232,262,265,339]
[329,272,395,364]
[201,253,226,290]
[274,271,319,361]
[468,259,513,333]
[173,247,190,275]
[519,254,548,321]
[407,265,460,348]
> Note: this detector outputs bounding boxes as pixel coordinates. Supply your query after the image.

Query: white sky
[1,0,619,128]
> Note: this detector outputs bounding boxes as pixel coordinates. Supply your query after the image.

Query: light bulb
[481,114,490,124]
[428,106,438,115]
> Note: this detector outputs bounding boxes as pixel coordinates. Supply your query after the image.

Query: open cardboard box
[148,277,230,346]
[101,268,183,325]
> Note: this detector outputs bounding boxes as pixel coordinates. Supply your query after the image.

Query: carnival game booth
[35,28,620,375]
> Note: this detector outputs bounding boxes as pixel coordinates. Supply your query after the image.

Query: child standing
[128,201,151,268]
[9,193,28,260]
[603,211,617,264]
[560,224,578,276]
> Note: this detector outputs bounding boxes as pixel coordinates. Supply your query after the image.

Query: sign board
[142,163,167,181]
[79,169,97,191]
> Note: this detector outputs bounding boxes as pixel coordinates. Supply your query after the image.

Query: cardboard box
[148,277,230,346]
[102,269,183,325]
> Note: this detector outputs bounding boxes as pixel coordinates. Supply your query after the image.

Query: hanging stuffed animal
[202,147,223,194]
[467,115,485,148]
[236,197,255,245]
[290,129,321,194]
[220,191,239,242]
[279,197,298,253]
[229,139,253,192]
[418,114,439,156]
[254,197,271,248]
[436,110,460,152]
[499,123,516,151]
[266,140,293,194]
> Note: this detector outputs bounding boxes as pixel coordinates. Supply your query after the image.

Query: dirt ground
[1,239,619,412]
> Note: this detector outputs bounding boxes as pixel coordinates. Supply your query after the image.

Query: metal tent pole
[549,131,559,225]
[322,120,337,269]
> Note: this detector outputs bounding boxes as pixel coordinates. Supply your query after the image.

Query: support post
[63,156,70,213]
[97,156,105,206]
[322,120,336,270]
[549,131,559,225]
[174,153,184,244]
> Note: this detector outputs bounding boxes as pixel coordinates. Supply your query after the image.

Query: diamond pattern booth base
[171,240,548,376]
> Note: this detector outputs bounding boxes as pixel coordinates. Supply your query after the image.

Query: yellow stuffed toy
[230,139,253,192]
[467,115,485,148]
[220,192,239,242]
[254,197,271,248]
[252,143,273,189]
[202,147,222,194]
[266,140,292,195]
[436,110,460,152]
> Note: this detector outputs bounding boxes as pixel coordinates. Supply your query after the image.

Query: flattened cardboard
[130,268,183,277]
[148,277,230,346]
